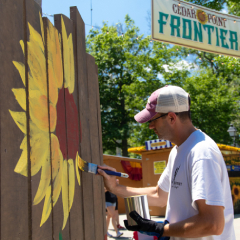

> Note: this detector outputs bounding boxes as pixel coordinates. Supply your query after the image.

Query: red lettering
[218,17,223,26]
[191,9,196,19]
[172,4,177,14]
[208,14,212,24]
[187,9,192,18]
[212,16,216,24]
[182,7,186,16]
[177,5,181,15]
[223,19,227,28]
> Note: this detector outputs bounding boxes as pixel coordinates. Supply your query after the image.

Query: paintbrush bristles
[78,155,88,172]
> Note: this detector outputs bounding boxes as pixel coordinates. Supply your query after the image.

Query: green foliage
[184,0,226,11]
[86,16,173,156]
[87,1,240,155]
[184,69,238,144]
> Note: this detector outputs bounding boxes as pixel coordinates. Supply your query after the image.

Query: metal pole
[91,0,92,26]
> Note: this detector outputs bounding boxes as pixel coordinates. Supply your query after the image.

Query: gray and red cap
[134,85,190,123]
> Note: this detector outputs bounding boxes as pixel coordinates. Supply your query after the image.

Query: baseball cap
[134,85,189,123]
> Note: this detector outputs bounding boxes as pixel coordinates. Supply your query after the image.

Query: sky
[42,0,152,37]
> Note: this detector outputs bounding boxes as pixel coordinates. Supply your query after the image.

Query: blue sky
[42,0,152,37]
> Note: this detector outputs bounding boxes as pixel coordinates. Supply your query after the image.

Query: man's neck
[172,123,196,146]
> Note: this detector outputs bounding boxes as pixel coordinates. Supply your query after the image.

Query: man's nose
[149,122,155,129]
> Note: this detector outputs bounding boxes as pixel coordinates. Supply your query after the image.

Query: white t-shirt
[158,130,235,240]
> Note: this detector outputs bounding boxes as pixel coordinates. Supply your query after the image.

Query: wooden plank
[69,7,86,240]
[87,54,105,240]
[95,64,107,237]
[70,7,95,240]
[0,0,29,239]
[53,14,71,240]
[25,0,53,239]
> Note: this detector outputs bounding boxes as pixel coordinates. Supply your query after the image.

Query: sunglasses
[148,113,168,124]
[148,112,179,124]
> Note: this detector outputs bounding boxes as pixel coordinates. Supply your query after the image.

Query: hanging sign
[152,0,240,57]
[153,161,166,174]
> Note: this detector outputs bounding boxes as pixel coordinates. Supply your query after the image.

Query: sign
[154,161,166,174]
[152,0,240,57]
[145,139,173,150]
[227,165,240,171]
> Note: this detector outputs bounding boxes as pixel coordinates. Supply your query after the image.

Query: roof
[128,143,240,155]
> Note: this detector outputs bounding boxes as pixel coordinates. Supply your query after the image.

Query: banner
[152,0,240,57]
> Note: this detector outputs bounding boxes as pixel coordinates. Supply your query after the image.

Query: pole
[91,0,92,27]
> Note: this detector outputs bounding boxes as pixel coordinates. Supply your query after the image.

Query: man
[98,85,235,240]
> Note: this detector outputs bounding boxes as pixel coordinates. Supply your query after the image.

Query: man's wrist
[162,223,169,237]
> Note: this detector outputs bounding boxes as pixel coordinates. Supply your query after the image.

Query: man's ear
[168,112,177,124]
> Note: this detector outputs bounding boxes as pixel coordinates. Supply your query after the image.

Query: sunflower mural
[9,13,81,230]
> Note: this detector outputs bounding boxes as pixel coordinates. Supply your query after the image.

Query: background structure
[0,0,106,239]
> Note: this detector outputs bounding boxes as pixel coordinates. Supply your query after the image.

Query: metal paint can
[124,195,150,226]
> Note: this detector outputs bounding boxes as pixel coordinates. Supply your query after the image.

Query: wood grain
[0,0,29,239]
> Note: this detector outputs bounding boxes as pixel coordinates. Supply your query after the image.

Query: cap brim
[134,109,158,123]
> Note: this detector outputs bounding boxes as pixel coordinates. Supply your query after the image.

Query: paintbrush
[78,155,129,178]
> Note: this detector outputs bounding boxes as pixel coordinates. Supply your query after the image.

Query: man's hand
[124,211,165,238]
[97,165,117,192]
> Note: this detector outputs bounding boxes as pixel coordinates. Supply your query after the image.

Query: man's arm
[163,199,225,238]
[98,165,168,207]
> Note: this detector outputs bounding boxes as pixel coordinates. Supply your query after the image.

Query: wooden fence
[0,0,106,239]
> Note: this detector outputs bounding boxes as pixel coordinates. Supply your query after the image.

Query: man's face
[148,113,170,140]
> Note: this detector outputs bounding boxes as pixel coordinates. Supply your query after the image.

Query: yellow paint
[33,154,51,205]
[12,61,25,86]
[20,40,24,55]
[30,129,50,176]
[75,152,81,185]
[68,159,75,211]
[9,110,27,134]
[11,13,79,230]
[12,89,26,111]
[78,154,87,171]
[40,185,51,227]
[62,160,69,230]
[14,136,28,176]
[61,16,75,93]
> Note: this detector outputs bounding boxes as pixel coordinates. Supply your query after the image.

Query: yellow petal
[52,162,62,207]
[28,22,44,52]
[33,156,51,205]
[20,40,24,55]
[30,131,50,176]
[61,17,70,90]
[12,88,26,111]
[47,22,61,106]
[39,12,44,45]
[13,61,25,86]
[28,39,47,96]
[55,31,63,89]
[40,185,52,227]
[62,160,69,230]
[51,134,63,206]
[51,134,62,179]
[9,110,26,134]
[68,34,75,94]
[75,152,81,186]
[29,91,56,132]
[68,159,75,212]
[14,136,28,176]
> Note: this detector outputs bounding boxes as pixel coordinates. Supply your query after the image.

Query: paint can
[124,195,150,226]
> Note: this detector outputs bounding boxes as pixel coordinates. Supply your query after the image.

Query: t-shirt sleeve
[158,162,170,192]
[191,158,224,210]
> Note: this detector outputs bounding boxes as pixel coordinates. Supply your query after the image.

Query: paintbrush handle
[103,170,129,178]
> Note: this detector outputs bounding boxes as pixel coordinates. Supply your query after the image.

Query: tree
[86,16,175,156]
